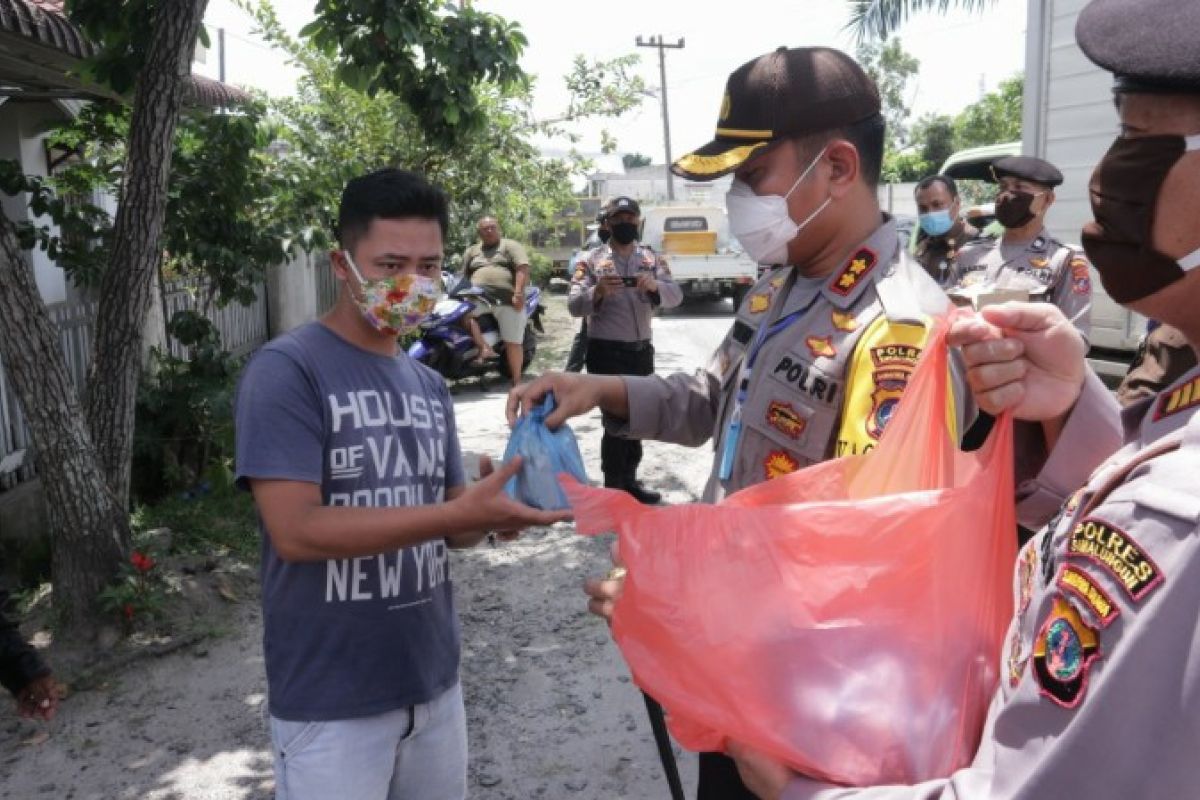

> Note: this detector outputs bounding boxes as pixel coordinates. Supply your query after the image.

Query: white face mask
[726,147,832,266]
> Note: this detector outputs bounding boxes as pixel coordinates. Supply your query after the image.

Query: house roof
[0,0,252,106]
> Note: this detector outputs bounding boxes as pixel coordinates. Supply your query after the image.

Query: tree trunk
[0,216,127,630]
[84,0,209,508]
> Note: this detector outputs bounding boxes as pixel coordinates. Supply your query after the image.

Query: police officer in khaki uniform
[728,1,1200,797]
[563,209,611,373]
[951,156,1093,339]
[511,46,964,799]
[913,174,982,288]
[568,196,682,504]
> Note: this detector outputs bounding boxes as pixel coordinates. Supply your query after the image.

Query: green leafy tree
[299,0,528,148]
[856,37,920,151]
[846,0,997,42]
[953,74,1023,149]
[622,153,652,170]
[240,0,644,261]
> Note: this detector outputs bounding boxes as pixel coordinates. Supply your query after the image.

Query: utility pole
[218,27,226,84]
[636,35,684,201]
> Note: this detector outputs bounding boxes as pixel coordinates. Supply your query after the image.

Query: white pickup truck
[639,205,759,309]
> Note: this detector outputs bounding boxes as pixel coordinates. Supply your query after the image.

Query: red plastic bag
[564,313,1016,786]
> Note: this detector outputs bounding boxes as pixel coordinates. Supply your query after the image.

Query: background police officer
[913,174,980,288]
[563,209,610,373]
[729,0,1200,797]
[567,196,681,503]
[951,156,1092,339]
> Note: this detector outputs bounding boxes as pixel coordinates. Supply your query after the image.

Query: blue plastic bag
[502,394,589,510]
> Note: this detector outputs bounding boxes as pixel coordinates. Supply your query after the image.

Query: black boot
[624,479,661,505]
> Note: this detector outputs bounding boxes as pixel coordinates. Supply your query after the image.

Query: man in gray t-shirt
[235,169,567,800]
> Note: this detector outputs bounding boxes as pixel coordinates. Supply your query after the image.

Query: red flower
[123,603,134,620]
[130,551,155,573]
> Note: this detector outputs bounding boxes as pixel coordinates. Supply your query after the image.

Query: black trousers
[585,339,654,486]
[697,751,758,799]
[564,318,588,372]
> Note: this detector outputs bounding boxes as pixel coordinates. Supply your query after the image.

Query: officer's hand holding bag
[563,310,1018,787]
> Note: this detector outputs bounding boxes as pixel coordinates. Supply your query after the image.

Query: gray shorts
[269,681,467,800]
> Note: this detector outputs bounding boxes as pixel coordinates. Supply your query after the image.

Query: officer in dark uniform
[728,1,1200,797]
[952,156,1092,340]
[564,209,610,373]
[913,174,982,288]
[567,196,682,503]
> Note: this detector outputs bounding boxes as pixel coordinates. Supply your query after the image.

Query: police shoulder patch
[830,247,878,296]
[1056,564,1120,628]
[1070,258,1091,295]
[1153,375,1200,421]
[1033,595,1100,708]
[1067,516,1163,603]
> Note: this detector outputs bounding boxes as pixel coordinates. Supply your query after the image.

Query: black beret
[672,46,881,181]
[606,196,640,216]
[991,156,1063,188]
[1077,0,1200,93]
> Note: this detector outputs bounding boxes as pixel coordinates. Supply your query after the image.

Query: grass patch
[131,487,260,563]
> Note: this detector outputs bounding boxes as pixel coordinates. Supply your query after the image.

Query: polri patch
[1067,517,1163,602]
[865,343,921,440]
[1153,375,1200,422]
[806,335,836,359]
[1056,565,1119,628]
[766,400,807,440]
[1033,595,1100,708]
[764,450,799,480]
[769,355,840,405]
[830,247,878,296]
[1030,257,1049,269]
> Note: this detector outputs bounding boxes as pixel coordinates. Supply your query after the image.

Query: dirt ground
[0,295,730,799]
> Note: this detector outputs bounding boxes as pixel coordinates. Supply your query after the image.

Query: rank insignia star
[831,310,858,332]
[748,293,771,314]
[829,247,878,296]
[806,335,836,359]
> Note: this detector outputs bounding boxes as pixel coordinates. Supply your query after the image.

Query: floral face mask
[342,250,442,338]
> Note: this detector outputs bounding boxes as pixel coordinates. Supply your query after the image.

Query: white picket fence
[0,281,269,492]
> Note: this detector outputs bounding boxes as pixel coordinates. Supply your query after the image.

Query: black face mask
[598,228,611,244]
[610,221,638,245]
[1081,134,1200,303]
[994,190,1040,229]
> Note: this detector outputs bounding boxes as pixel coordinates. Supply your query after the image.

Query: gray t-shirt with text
[235,322,465,721]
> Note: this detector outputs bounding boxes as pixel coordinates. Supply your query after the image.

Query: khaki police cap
[1077,0,1200,93]
[672,46,881,182]
[991,156,1064,188]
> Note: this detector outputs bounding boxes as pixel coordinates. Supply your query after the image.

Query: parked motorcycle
[407,275,545,381]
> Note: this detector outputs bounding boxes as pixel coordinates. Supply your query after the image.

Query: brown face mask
[994,190,1041,229]
[1081,134,1200,303]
